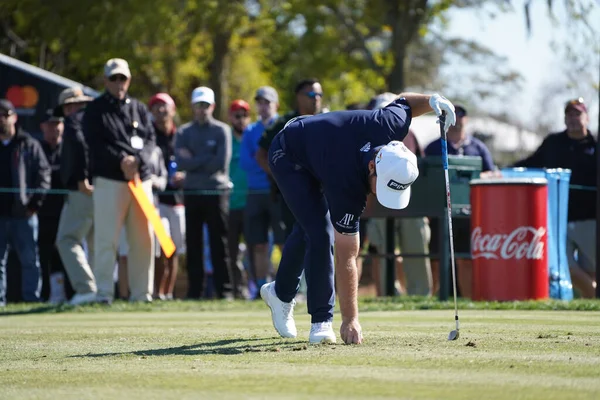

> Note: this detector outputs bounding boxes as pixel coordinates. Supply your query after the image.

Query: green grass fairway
[1,300,600,400]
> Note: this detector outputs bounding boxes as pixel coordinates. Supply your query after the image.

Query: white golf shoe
[69,292,98,306]
[309,321,336,344]
[260,282,297,338]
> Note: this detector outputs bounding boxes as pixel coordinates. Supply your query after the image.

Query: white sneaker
[260,282,297,338]
[309,322,336,344]
[69,292,98,306]
[48,272,67,304]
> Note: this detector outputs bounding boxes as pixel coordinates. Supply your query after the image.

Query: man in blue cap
[260,92,456,344]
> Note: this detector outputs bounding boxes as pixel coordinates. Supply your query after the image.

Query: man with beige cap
[55,86,96,305]
[83,58,156,304]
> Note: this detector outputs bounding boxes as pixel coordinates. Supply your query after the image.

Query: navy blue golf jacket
[281,98,412,234]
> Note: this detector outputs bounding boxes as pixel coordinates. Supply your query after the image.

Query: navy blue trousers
[268,131,335,323]
[0,215,41,304]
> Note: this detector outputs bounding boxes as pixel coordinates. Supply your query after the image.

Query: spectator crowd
[0,57,596,306]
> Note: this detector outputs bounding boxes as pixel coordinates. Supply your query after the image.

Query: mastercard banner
[1,54,99,137]
[5,85,39,111]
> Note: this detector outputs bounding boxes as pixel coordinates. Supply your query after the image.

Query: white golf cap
[375,141,419,210]
[191,86,215,105]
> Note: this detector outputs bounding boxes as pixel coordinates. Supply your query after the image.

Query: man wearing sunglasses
[260,92,456,344]
[256,79,324,239]
[0,99,51,306]
[514,98,596,297]
[83,58,156,304]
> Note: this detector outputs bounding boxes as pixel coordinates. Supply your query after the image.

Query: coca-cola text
[471,226,546,260]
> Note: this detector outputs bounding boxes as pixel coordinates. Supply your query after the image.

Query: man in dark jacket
[514,98,596,297]
[0,99,51,305]
[38,108,73,303]
[255,79,323,239]
[55,87,97,305]
[84,58,156,304]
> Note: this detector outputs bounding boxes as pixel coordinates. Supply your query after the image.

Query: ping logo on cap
[387,179,411,191]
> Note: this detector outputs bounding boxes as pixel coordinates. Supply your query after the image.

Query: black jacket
[514,130,596,221]
[155,124,183,206]
[83,92,155,182]
[1,129,51,217]
[38,140,65,218]
[60,109,90,190]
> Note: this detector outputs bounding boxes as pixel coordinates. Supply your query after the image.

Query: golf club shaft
[439,111,460,332]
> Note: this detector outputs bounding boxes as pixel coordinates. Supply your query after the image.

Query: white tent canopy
[409,115,542,153]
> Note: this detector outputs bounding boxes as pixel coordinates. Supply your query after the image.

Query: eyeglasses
[108,74,128,82]
[233,113,249,119]
[303,91,323,99]
[0,111,14,118]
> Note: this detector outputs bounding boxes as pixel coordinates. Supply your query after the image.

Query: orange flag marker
[128,179,176,258]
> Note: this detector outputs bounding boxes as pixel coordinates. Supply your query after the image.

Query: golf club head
[448,330,459,341]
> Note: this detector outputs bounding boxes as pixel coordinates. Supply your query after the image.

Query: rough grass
[1,299,600,400]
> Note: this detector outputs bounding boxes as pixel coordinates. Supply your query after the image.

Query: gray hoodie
[174,118,232,191]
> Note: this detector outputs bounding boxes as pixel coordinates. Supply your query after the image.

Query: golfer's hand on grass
[429,93,456,133]
[341,318,363,344]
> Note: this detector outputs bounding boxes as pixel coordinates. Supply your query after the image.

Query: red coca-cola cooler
[470,178,549,301]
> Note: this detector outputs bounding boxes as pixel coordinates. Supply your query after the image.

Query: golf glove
[429,93,456,133]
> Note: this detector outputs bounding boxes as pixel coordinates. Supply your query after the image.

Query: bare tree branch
[1,21,28,49]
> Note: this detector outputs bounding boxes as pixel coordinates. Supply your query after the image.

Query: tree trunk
[209,30,232,121]
[387,44,406,93]
[386,0,428,93]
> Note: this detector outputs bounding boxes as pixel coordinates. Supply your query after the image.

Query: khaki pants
[367,217,432,296]
[398,218,432,296]
[56,191,96,295]
[93,177,154,301]
[567,219,596,274]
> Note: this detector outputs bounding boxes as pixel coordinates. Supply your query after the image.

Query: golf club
[439,110,460,341]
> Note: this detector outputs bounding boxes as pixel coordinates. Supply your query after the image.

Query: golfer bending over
[261,92,456,344]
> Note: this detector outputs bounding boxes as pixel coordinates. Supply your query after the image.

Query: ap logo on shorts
[336,213,356,230]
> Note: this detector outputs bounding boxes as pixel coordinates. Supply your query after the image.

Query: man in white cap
[175,86,233,300]
[260,92,456,344]
[82,58,156,304]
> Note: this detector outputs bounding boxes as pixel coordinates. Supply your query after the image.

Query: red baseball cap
[565,97,587,113]
[230,99,250,113]
[149,93,176,109]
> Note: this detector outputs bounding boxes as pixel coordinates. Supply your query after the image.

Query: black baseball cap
[41,108,64,123]
[455,105,467,118]
[0,99,16,114]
